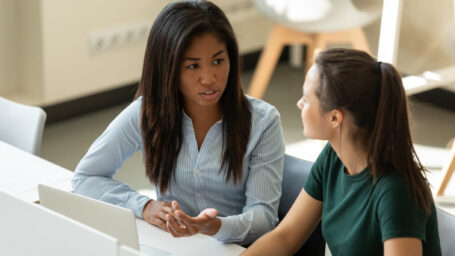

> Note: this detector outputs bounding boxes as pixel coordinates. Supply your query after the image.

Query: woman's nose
[200,67,216,85]
[297,98,304,110]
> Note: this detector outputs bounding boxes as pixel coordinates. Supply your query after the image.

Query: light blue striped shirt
[72,96,285,245]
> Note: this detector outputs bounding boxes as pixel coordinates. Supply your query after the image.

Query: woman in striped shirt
[72,1,285,245]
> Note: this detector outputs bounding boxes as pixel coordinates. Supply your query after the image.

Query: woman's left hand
[166,201,221,237]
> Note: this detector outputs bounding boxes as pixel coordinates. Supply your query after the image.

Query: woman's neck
[330,137,368,175]
[184,103,222,125]
[184,103,222,150]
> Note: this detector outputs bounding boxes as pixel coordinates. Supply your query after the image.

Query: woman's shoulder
[130,96,143,109]
[120,97,142,116]
[107,97,142,129]
[314,143,337,163]
[374,171,412,200]
[376,171,407,189]
[246,95,280,121]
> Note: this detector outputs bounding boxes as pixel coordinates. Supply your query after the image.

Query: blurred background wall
[0,0,454,109]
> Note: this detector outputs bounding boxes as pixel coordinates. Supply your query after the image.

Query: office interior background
[1,0,455,216]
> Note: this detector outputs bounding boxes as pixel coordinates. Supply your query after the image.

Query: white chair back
[255,0,383,33]
[0,97,46,155]
[118,245,141,256]
[437,207,455,256]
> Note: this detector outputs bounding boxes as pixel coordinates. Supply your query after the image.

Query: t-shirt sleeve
[377,175,427,243]
[303,143,330,202]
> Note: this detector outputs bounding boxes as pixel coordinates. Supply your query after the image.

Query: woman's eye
[213,58,224,65]
[187,63,199,69]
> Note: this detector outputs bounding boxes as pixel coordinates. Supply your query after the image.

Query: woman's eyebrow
[212,50,225,58]
[183,56,200,61]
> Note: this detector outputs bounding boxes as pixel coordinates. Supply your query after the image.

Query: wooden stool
[437,139,455,196]
[247,24,371,99]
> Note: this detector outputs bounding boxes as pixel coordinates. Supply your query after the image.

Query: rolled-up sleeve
[72,98,150,218]
[213,106,285,245]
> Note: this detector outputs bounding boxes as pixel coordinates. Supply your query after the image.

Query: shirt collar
[182,110,223,123]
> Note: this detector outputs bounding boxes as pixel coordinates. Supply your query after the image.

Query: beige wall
[0,0,272,105]
[0,0,17,95]
[398,0,455,76]
[39,0,168,104]
[0,0,454,105]
[38,0,271,104]
[365,0,455,92]
[17,0,44,103]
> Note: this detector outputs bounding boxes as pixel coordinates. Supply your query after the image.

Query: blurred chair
[436,207,455,256]
[279,154,325,256]
[248,0,383,99]
[0,96,46,155]
[436,139,455,197]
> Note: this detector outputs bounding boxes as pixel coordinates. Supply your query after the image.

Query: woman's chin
[303,131,318,140]
[302,130,310,138]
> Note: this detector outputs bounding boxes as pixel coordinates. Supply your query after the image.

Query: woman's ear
[330,109,343,128]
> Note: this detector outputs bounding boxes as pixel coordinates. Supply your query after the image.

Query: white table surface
[136,218,245,256]
[0,141,73,202]
[0,141,245,255]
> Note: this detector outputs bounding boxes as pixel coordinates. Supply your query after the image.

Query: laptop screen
[38,184,140,250]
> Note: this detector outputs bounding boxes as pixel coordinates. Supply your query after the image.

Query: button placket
[193,164,204,209]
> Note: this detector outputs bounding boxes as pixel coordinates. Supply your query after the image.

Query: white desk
[0,141,245,255]
[0,141,73,202]
[136,219,245,256]
[0,191,119,256]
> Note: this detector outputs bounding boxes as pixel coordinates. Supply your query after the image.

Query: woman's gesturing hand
[166,201,221,237]
[142,200,176,231]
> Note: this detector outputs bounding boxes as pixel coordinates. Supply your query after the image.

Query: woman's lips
[199,90,219,100]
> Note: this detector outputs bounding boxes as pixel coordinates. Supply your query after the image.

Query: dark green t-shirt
[304,144,441,256]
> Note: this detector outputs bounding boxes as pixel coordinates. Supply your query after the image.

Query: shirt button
[195,169,200,174]
[196,193,201,198]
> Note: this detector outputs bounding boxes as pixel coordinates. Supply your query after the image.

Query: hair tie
[375,61,382,73]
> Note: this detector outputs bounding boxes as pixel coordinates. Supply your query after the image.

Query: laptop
[38,184,177,256]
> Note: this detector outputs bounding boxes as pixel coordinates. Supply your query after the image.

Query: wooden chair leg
[305,41,315,74]
[437,140,455,196]
[247,25,286,99]
[314,33,328,56]
[250,25,372,99]
[248,24,315,99]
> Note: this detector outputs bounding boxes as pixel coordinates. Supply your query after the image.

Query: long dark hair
[135,1,251,192]
[314,48,432,213]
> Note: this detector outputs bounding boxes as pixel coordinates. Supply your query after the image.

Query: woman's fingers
[167,221,180,237]
[160,202,175,216]
[175,210,196,226]
[153,217,168,231]
[171,200,183,220]
[172,200,182,211]
[166,214,189,237]
[158,210,170,222]
[143,200,179,233]
[201,208,218,219]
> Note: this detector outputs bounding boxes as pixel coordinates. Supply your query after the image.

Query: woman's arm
[210,108,285,245]
[242,189,323,256]
[71,99,150,218]
[384,238,422,256]
[377,175,428,256]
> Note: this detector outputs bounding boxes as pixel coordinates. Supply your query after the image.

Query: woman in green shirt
[242,48,441,255]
